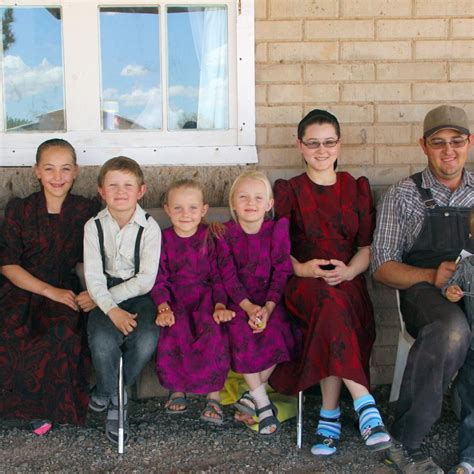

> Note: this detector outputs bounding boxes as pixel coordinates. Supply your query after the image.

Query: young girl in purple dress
[152,179,234,424]
[216,171,297,435]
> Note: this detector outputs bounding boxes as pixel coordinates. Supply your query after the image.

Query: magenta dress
[151,224,230,394]
[216,218,297,374]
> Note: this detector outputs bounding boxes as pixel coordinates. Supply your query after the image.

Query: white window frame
[0,0,256,166]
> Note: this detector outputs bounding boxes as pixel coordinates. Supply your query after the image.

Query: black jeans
[392,282,471,450]
[458,348,474,464]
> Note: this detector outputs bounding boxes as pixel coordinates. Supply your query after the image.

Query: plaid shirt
[371,167,474,273]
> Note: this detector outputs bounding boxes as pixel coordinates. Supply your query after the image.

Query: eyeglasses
[426,137,470,149]
[300,139,339,149]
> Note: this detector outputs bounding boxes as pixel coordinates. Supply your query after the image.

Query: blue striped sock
[311,407,341,456]
[354,394,390,447]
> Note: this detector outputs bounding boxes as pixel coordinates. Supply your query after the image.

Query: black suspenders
[410,172,437,209]
[94,213,150,279]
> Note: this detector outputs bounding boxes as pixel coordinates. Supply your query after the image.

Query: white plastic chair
[296,390,303,448]
[117,355,125,454]
[389,290,415,402]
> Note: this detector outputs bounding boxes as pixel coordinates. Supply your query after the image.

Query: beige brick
[305,63,375,82]
[305,20,374,40]
[452,19,474,38]
[255,43,267,62]
[342,41,411,60]
[377,104,435,123]
[255,85,266,104]
[256,20,302,41]
[258,147,303,167]
[339,146,374,165]
[373,309,400,328]
[413,82,474,101]
[343,165,411,185]
[255,0,266,19]
[377,19,448,39]
[375,146,427,165]
[265,168,305,185]
[377,62,447,81]
[342,0,412,17]
[268,127,298,146]
[268,84,339,103]
[256,127,267,146]
[374,125,412,144]
[270,0,338,19]
[305,104,375,123]
[256,105,303,125]
[415,40,474,59]
[450,62,474,81]
[341,125,375,145]
[342,83,411,102]
[269,42,338,62]
[415,0,474,17]
[256,64,301,83]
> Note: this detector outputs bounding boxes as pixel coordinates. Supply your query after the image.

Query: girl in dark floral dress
[269,109,391,455]
[0,139,98,433]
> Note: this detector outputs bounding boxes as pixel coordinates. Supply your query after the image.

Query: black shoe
[384,442,443,473]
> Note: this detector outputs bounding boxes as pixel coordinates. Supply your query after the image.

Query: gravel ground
[0,386,460,473]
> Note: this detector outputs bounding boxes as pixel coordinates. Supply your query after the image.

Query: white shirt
[84,204,161,315]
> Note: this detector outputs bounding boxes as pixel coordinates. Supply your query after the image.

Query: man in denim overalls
[372,105,474,473]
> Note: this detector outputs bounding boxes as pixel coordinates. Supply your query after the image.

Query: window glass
[100,7,161,130]
[1,7,65,131]
[167,6,228,130]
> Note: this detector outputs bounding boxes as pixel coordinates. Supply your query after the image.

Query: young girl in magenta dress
[152,179,234,424]
[216,170,297,435]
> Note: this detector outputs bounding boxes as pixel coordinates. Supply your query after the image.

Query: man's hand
[434,261,456,289]
[76,291,97,312]
[108,307,137,335]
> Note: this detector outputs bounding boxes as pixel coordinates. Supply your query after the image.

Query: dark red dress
[0,192,97,425]
[269,172,376,394]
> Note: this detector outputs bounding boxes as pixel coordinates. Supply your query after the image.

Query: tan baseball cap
[423,105,470,138]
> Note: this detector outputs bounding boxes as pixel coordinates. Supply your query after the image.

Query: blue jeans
[87,294,159,399]
[458,348,474,465]
[392,282,471,450]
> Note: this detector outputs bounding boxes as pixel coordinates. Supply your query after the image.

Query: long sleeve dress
[151,224,230,393]
[0,192,98,424]
[216,218,298,374]
[269,172,376,394]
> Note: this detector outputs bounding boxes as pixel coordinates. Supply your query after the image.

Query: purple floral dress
[216,218,298,373]
[151,224,230,393]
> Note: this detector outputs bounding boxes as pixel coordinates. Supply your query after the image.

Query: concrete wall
[1,0,473,386]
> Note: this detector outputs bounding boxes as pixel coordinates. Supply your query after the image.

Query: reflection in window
[1,7,65,132]
[167,6,228,130]
[100,7,161,131]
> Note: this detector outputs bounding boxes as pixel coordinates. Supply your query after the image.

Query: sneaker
[384,441,443,473]
[89,394,109,412]
[448,462,474,474]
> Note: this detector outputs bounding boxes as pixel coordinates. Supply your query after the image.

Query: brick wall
[254,0,474,385]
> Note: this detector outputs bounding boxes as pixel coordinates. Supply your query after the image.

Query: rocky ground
[0,386,460,473]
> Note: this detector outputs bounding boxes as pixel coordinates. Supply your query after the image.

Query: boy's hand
[108,307,137,335]
[155,309,175,327]
[446,284,464,303]
[76,291,97,312]
[212,303,235,324]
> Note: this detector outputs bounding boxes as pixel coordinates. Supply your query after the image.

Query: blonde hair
[228,170,274,222]
[164,179,206,205]
[98,156,145,187]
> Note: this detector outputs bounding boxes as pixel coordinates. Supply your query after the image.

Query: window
[0,1,256,166]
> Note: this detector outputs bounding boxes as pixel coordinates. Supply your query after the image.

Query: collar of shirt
[421,167,474,191]
[97,203,148,227]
